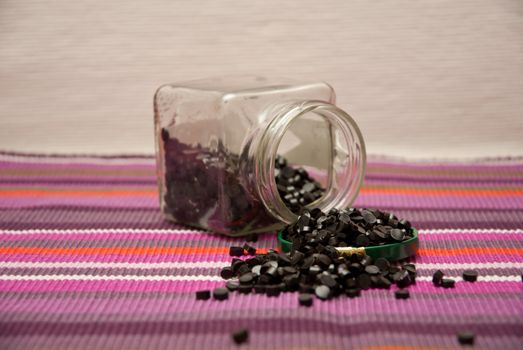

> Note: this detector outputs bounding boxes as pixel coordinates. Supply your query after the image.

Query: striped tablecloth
[0,152,522,350]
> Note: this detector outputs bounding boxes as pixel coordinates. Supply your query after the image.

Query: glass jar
[154,76,366,236]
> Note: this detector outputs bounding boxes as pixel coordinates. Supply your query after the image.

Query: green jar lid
[278,228,418,261]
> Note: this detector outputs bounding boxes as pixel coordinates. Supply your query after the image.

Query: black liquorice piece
[226,280,240,291]
[433,270,445,286]
[298,293,313,307]
[229,246,244,257]
[221,267,234,280]
[213,287,229,301]
[441,278,456,288]
[243,243,257,255]
[232,328,249,345]
[395,289,410,299]
[315,285,331,300]
[457,332,475,346]
[195,290,211,300]
[346,288,361,298]
[462,270,478,282]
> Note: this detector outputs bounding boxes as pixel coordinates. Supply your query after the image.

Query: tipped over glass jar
[154,76,366,236]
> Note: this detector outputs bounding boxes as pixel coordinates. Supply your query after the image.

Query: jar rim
[255,100,366,224]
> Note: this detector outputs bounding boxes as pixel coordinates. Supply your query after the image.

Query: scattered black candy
[357,273,372,290]
[232,328,249,345]
[375,257,391,272]
[229,246,244,257]
[213,287,229,301]
[298,293,314,307]
[239,272,254,284]
[395,289,410,299]
[441,278,455,289]
[221,267,234,280]
[226,280,240,291]
[243,243,257,255]
[365,265,380,275]
[238,284,252,294]
[315,285,331,300]
[433,270,445,286]
[390,229,405,242]
[216,207,423,303]
[266,285,282,297]
[462,270,478,282]
[196,290,211,300]
[457,332,475,346]
[346,288,361,298]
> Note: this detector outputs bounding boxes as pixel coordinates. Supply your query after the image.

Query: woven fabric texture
[0,152,522,350]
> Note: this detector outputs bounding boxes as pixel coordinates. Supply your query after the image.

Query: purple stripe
[2,193,522,210]
[0,178,156,185]
[366,173,523,183]
[3,291,522,318]
[354,194,523,210]
[364,178,523,188]
[0,318,521,338]
[2,219,522,230]
[1,230,520,243]
[0,280,521,293]
[2,333,522,350]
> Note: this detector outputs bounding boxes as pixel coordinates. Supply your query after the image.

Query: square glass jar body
[154,76,336,236]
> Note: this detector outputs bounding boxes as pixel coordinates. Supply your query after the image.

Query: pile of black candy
[215,208,417,303]
[282,207,414,249]
[274,155,325,213]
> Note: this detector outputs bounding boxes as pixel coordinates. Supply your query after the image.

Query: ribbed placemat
[0,152,522,350]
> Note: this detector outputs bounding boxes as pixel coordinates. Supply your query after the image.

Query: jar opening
[256,100,366,224]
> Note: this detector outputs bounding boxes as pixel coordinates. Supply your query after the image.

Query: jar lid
[278,228,418,261]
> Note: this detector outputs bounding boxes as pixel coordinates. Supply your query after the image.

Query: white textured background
[1,0,522,158]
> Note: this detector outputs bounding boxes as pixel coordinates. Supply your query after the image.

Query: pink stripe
[0,280,520,294]
[354,194,523,210]
[2,194,522,210]
[419,233,523,241]
[1,231,521,243]
[2,287,521,317]
[0,231,275,243]
[0,252,521,263]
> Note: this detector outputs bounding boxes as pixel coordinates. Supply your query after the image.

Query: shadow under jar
[154,76,366,236]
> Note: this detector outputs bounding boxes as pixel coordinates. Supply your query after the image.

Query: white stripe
[415,262,523,270]
[0,274,223,281]
[416,276,521,282]
[418,229,523,235]
[2,228,523,235]
[1,261,523,270]
[0,274,519,282]
[0,154,155,165]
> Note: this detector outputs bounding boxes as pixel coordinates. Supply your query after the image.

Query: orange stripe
[0,187,522,197]
[0,247,271,256]
[0,246,519,257]
[418,247,523,256]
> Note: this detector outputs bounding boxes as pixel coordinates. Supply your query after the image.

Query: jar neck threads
[252,100,366,224]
